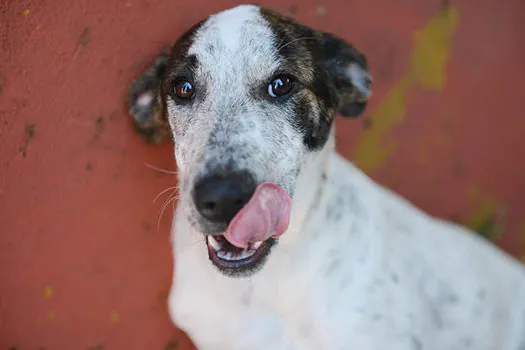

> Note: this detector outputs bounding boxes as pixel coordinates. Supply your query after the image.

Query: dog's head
[161,5,371,276]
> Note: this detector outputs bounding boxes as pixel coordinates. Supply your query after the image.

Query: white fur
[163,6,525,350]
[169,133,525,350]
[167,5,302,228]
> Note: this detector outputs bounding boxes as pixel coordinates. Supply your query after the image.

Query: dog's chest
[170,249,338,350]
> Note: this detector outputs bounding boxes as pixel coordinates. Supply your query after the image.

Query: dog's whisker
[157,192,180,233]
[183,238,205,252]
[153,186,179,203]
[143,162,178,175]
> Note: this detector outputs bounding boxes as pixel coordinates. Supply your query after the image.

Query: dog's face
[161,5,371,276]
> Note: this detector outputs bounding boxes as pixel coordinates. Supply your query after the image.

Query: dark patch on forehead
[260,8,338,151]
[161,20,205,96]
[168,20,205,65]
[160,19,212,110]
[259,9,315,81]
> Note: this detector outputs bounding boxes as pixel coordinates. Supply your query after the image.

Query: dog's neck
[279,126,336,247]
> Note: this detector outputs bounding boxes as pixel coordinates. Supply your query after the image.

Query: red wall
[1,0,524,348]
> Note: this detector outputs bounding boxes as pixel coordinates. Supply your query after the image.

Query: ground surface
[1,0,524,349]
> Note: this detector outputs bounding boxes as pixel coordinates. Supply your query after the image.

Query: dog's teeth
[253,241,263,249]
[208,236,222,251]
[216,248,257,261]
[239,249,252,260]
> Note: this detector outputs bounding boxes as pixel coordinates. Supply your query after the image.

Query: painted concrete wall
[1,0,524,348]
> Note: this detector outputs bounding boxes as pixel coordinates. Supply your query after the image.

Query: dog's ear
[127,48,171,144]
[317,32,372,118]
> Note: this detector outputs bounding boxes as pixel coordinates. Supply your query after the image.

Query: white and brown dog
[128,5,525,350]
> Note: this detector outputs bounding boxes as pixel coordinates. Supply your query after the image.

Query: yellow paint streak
[47,311,55,321]
[44,285,53,299]
[354,79,410,170]
[110,311,121,323]
[466,201,495,229]
[410,8,459,90]
[518,223,525,246]
[125,2,133,7]
[23,9,30,16]
[36,25,41,31]
[353,7,459,172]
[417,147,429,165]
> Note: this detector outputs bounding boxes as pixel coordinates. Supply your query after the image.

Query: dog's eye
[173,79,195,100]
[268,76,294,98]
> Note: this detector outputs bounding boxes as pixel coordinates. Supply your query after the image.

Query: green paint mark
[79,27,91,46]
[28,124,36,138]
[465,186,504,242]
[18,123,36,158]
[353,7,459,172]
[165,340,178,350]
[88,345,104,350]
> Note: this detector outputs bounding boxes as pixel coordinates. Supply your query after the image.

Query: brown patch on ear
[127,19,206,145]
[318,32,372,118]
[127,48,171,144]
[260,8,371,119]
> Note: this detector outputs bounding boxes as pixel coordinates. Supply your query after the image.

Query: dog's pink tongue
[224,183,291,249]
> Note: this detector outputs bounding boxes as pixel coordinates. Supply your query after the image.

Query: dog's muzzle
[191,170,292,274]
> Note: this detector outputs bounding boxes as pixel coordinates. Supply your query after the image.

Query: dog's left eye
[173,79,196,100]
[268,76,294,98]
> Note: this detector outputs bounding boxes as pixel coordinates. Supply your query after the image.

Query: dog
[127,5,525,349]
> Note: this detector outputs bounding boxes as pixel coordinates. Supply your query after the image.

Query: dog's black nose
[193,171,256,224]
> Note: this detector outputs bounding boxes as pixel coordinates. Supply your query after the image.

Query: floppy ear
[127,48,171,144]
[318,32,372,118]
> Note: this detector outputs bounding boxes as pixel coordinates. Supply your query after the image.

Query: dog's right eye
[173,79,195,100]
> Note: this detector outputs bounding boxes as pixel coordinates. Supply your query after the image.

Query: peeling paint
[18,124,36,158]
[353,7,459,172]
[316,4,327,17]
[79,27,91,46]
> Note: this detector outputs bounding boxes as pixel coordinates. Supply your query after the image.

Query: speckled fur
[128,5,525,350]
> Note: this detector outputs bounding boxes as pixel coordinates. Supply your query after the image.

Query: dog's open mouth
[205,183,291,275]
[206,235,271,270]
